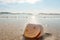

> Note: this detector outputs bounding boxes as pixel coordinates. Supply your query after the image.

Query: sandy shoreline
[0,22,60,40]
[0,15,60,40]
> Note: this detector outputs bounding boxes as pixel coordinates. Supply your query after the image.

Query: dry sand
[0,22,60,40]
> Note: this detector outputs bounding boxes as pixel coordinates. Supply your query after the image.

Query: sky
[0,0,60,13]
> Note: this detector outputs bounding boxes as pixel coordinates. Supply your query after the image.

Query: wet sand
[0,20,60,40]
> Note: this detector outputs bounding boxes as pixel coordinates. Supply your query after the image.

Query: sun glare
[29,15,38,24]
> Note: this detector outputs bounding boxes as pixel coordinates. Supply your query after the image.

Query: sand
[0,21,60,40]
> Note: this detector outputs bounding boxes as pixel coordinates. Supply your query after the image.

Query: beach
[0,14,60,40]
